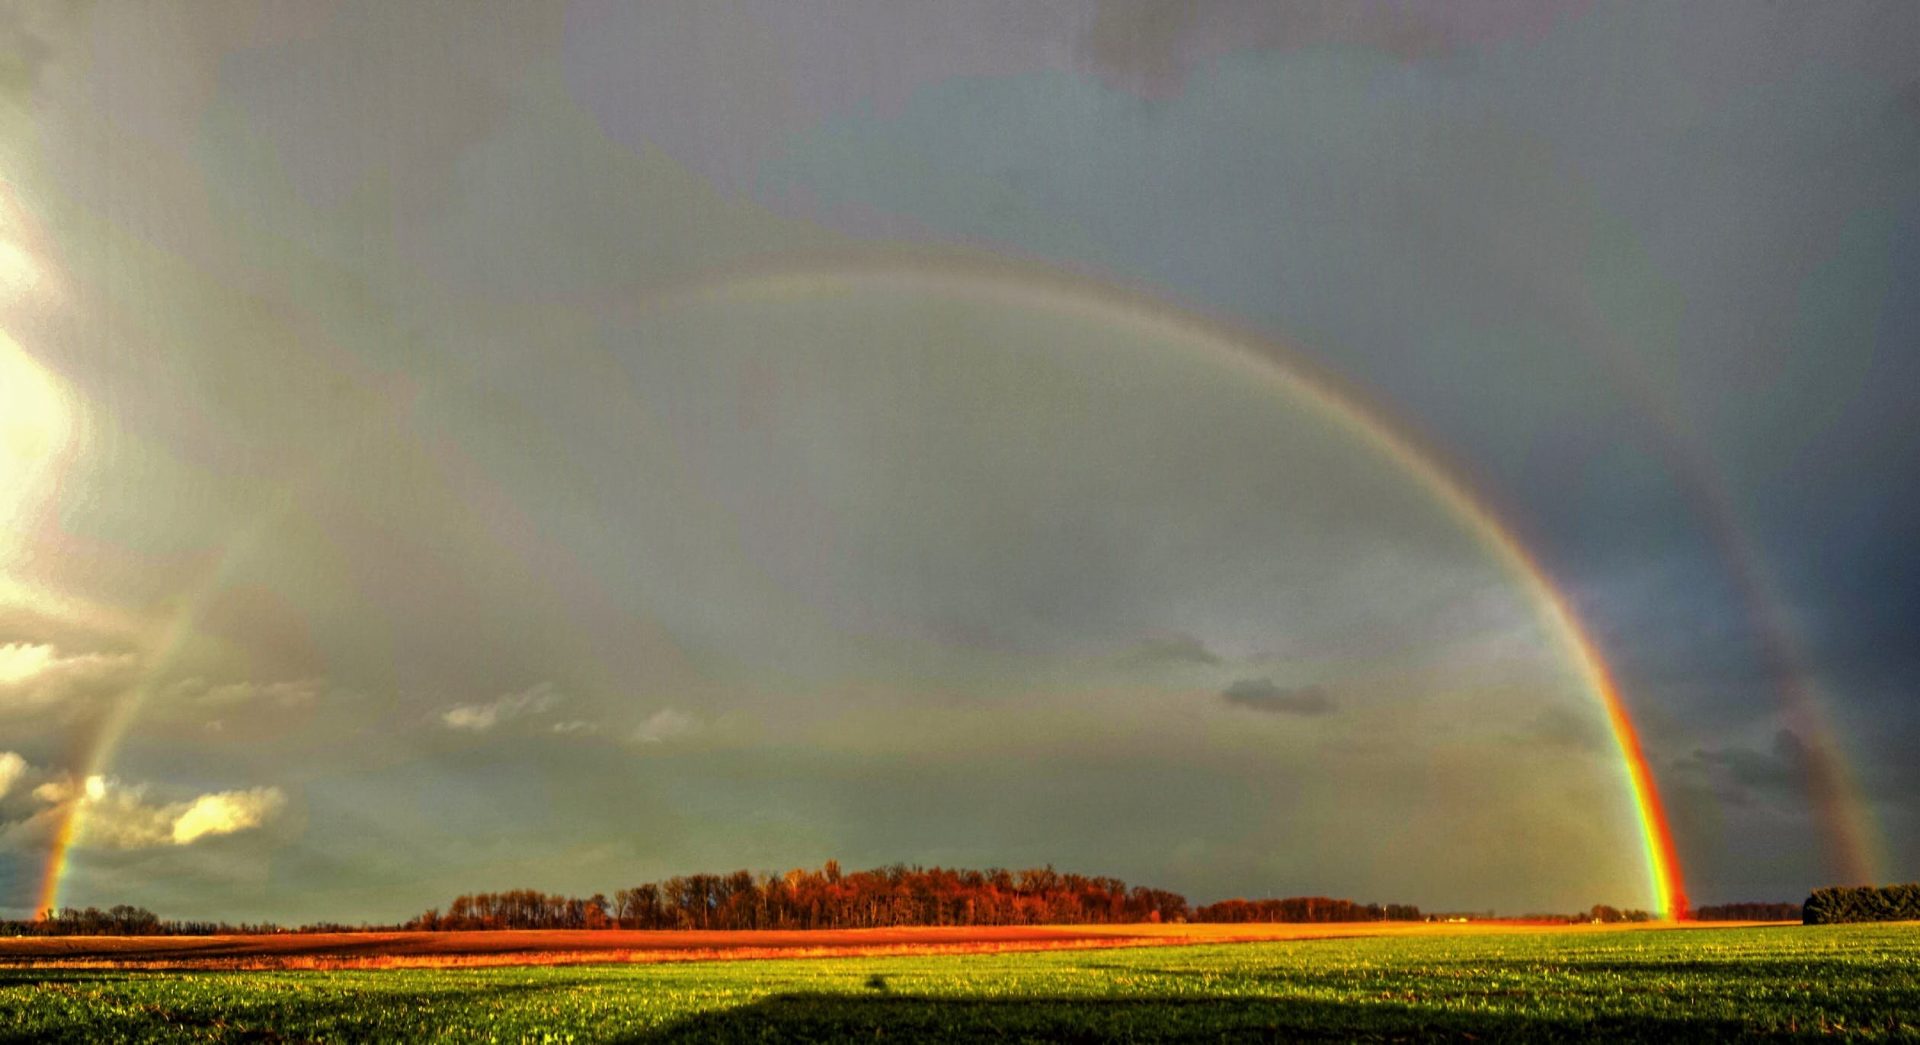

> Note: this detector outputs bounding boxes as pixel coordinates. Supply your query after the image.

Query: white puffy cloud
[0,639,331,732]
[631,707,699,745]
[0,750,24,799]
[441,681,561,732]
[1,757,285,851]
[0,643,54,684]
[170,788,287,845]
[36,775,175,849]
[0,641,138,715]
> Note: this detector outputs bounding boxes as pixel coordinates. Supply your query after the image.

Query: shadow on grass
[618,992,1768,1043]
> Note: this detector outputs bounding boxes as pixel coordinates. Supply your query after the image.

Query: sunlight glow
[0,241,40,305]
[0,333,73,568]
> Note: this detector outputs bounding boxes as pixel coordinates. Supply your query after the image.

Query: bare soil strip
[0,920,1784,971]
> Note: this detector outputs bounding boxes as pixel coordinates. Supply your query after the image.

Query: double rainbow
[36,256,1697,915]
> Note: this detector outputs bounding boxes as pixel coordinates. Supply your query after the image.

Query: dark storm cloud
[673,0,1920,724]
[1220,679,1334,717]
[613,1,1920,899]
[1673,730,1811,809]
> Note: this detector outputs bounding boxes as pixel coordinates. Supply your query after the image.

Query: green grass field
[3,924,1916,1042]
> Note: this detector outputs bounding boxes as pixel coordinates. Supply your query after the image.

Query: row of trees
[39,866,1830,936]
[1508,905,1655,924]
[406,863,1444,933]
[416,889,614,931]
[1802,884,1920,925]
[411,863,1194,931]
[1193,897,1422,923]
[1694,902,1802,922]
[1,905,281,937]
[1582,904,1655,923]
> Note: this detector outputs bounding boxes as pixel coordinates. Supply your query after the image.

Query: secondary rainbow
[39,253,1691,918]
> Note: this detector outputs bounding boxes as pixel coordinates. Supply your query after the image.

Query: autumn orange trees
[415,864,1188,931]
[406,863,1438,931]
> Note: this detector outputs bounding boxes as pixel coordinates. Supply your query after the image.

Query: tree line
[410,862,1194,931]
[404,863,1433,931]
[1802,883,1920,925]
[1693,901,1802,922]
[1579,904,1654,923]
[33,862,1799,936]
[1192,897,1422,923]
[2,905,281,937]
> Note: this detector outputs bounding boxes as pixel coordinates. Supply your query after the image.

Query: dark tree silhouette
[1802,883,1920,924]
[1693,901,1801,921]
[1190,897,1422,924]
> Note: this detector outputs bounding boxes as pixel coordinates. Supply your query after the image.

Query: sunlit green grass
[3,924,1916,1042]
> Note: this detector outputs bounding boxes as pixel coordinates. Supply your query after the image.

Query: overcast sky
[1,2,1914,923]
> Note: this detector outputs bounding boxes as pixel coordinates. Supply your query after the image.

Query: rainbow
[38,252,1691,917]
[34,616,204,918]
[1563,290,1886,887]
[32,452,371,918]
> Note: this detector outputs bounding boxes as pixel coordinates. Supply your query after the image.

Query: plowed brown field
[0,920,1767,970]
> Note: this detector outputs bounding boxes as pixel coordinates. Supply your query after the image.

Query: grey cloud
[1220,678,1334,717]
[1121,633,1222,667]
[1674,729,1810,808]
[0,642,139,723]
[1079,0,1577,96]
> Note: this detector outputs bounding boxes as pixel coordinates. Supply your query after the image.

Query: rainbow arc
[38,255,1692,917]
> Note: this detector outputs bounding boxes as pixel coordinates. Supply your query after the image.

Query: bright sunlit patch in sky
[0,242,39,305]
[0,642,56,686]
[0,335,71,565]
